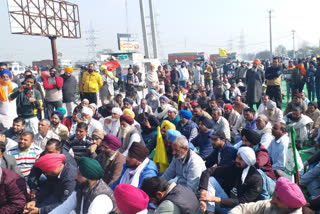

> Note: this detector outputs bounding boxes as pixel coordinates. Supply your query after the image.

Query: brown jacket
[96,151,126,186]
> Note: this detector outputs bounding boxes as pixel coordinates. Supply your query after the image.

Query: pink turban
[114,184,149,213]
[275,177,306,208]
[34,153,66,172]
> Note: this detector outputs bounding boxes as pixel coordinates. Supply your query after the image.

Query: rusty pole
[49,36,59,68]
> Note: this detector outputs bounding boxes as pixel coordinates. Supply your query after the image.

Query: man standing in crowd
[246,59,264,109]
[82,63,103,104]
[265,57,282,108]
[99,65,116,105]
[204,62,213,87]
[10,75,42,134]
[179,61,189,88]
[43,67,63,120]
[170,64,180,88]
[0,69,18,130]
[61,67,77,116]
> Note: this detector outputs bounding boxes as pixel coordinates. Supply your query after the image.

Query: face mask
[88,69,93,73]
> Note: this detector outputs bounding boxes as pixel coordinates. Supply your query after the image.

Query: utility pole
[268,10,273,61]
[292,30,295,59]
[149,0,158,58]
[139,0,150,58]
[125,0,129,34]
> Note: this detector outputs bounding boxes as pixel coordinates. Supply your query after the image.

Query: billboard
[117,33,139,51]
[7,0,81,38]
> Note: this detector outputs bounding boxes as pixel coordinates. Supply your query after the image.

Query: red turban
[224,104,232,110]
[120,114,134,125]
[114,184,149,213]
[34,153,66,172]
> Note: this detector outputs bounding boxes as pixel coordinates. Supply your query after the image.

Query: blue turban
[167,129,182,142]
[123,97,133,105]
[149,89,158,96]
[159,96,169,103]
[0,69,12,79]
[52,110,64,121]
[179,110,192,120]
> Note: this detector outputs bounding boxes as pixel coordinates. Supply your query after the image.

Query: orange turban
[253,59,261,65]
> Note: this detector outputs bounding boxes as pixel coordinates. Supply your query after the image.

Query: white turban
[81,107,93,117]
[112,107,123,116]
[167,106,178,114]
[237,146,256,184]
[266,100,276,109]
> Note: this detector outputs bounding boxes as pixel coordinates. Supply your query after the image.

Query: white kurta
[0,82,18,129]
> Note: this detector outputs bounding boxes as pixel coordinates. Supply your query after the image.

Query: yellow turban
[64,67,73,73]
[123,109,135,119]
[160,120,176,132]
[100,65,107,71]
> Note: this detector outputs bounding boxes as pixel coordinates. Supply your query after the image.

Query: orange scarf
[297,64,307,77]
[0,77,13,103]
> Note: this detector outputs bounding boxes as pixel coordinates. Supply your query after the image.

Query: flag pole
[290,126,301,185]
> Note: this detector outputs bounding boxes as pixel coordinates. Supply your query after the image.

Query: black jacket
[199,164,263,208]
[36,163,77,214]
[28,150,77,190]
[170,69,180,83]
[61,74,77,103]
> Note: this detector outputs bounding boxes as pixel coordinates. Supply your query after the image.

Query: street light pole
[268,10,273,61]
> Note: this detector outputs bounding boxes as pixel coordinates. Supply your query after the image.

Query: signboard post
[7,0,81,68]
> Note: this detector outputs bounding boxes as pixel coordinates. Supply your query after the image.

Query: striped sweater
[7,144,43,178]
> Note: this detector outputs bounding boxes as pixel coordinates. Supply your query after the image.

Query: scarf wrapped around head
[0,69,13,102]
[161,120,176,132]
[237,146,256,184]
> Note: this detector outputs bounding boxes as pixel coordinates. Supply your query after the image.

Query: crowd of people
[0,56,320,213]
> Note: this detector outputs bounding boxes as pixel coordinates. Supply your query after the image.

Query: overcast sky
[1,0,320,65]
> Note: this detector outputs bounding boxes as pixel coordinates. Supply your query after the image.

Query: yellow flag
[178,90,184,103]
[219,48,228,57]
[153,126,169,173]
